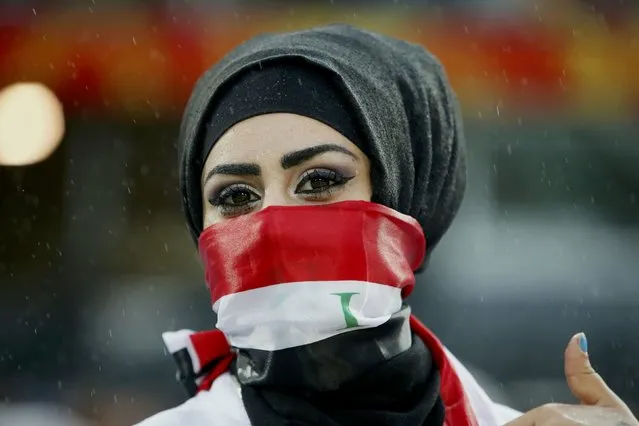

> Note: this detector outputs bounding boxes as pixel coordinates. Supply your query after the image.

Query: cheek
[202,201,220,228]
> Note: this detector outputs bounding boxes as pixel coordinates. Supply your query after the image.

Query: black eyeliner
[294,168,355,194]
[209,183,259,206]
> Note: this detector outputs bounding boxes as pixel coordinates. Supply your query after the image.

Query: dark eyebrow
[280,144,359,169]
[204,163,261,184]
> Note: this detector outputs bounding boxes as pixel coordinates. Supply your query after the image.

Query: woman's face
[201,113,372,227]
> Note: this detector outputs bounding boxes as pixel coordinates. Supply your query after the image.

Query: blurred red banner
[0,5,637,120]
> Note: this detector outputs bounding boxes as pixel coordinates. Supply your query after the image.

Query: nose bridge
[261,183,295,209]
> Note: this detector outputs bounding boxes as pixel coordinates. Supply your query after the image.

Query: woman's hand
[505,333,638,426]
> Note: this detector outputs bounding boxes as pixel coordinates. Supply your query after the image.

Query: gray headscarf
[177,24,466,258]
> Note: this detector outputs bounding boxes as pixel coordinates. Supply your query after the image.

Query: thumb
[564,332,623,407]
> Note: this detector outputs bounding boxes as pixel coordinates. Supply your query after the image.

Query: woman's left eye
[295,169,353,194]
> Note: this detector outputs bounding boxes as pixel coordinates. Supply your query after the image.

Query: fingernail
[578,333,588,354]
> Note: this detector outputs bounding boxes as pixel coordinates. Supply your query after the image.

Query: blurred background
[0,0,638,424]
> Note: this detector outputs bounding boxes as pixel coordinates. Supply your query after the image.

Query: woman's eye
[209,184,261,216]
[225,189,257,205]
[295,169,353,195]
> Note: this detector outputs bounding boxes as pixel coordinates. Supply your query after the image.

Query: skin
[201,112,372,227]
[199,112,637,425]
[505,333,637,425]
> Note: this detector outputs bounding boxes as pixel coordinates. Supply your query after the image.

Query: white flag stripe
[213,280,402,351]
[162,329,196,354]
[161,329,203,373]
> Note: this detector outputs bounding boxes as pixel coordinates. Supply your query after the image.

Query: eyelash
[208,168,354,217]
[208,183,258,217]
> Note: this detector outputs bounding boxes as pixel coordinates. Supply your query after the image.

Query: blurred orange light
[0,83,65,166]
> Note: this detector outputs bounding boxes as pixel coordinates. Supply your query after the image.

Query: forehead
[203,113,361,168]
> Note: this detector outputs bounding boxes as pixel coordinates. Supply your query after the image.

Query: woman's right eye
[209,184,261,216]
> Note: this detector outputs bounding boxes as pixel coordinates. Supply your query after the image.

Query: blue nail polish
[578,333,588,354]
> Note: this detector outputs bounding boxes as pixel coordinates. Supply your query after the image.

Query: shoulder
[444,348,522,425]
[492,403,523,424]
[134,373,250,426]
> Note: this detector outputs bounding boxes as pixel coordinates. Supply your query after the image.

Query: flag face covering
[197,200,426,352]
[164,200,481,426]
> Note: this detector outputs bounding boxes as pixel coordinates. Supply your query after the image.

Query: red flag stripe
[410,315,480,426]
[198,201,426,303]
